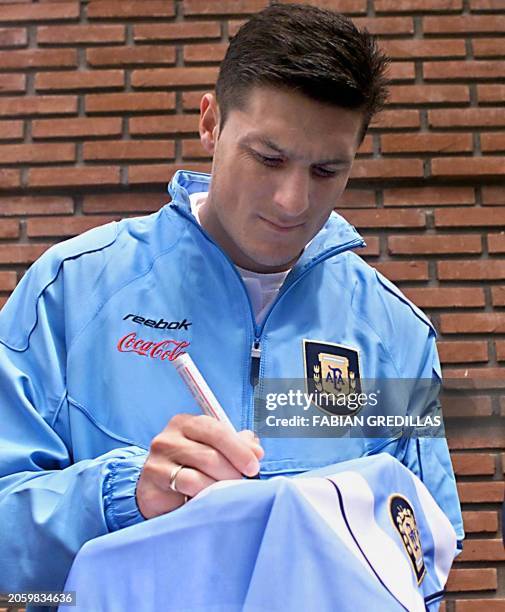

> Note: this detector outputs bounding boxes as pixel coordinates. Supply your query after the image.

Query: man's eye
[254,152,283,167]
[312,166,337,178]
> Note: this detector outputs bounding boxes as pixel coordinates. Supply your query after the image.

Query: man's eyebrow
[242,135,351,165]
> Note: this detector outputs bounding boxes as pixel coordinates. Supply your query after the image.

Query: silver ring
[169,464,185,493]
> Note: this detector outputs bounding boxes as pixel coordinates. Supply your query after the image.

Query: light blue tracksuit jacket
[0,170,463,596]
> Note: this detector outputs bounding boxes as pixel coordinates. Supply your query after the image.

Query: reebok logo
[123,313,192,331]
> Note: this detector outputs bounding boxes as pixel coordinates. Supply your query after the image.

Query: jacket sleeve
[377,326,464,551]
[368,272,464,550]
[401,331,464,550]
[0,252,147,593]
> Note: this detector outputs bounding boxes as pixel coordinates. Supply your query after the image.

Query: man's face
[198,86,364,273]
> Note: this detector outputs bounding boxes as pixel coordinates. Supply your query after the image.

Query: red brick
[0,219,19,238]
[488,233,505,254]
[496,340,505,362]
[438,340,488,363]
[184,0,268,15]
[0,271,16,292]
[438,260,505,281]
[184,43,227,64]
[36,70,124,92]
[373,261,429,282]
[386,62,416,82]
[342,209,425,229]
[128,162,210,184]
[83,193,167,214]
[380,39,466,59]
[458,540,505,562]
[181,139,209,160]
[353,17,414,36]
[448,423,505,449]
[83,140,175,162]
[432,157,505,178]
[0,142,74,164]
[446,568,497,592]
[376,0,462,11]
[351,159,424,180]
[0,196,73,216]
[448,366,504,385]
[132,67,219,89]
[0,27,27,48]
[33,117,122,139]
[133,22,221,42]
[492,286,505,306]
[0,73,25,94]
[37,24,125,45]
[384,187,475,207]
[0,3,79,23]
[389,234,481,255]
[455,600,505,612]
[430,108,505,128]
[382,133,472,154]
[483,186,505,205]
[404,287,485,309]
[0,96,77,118]
[338,190,376,208]
[462,510,498,533]
[357,136,373,156]
[458,482,504,503]
[473,38,505,58]
[276,0,366,13]
[28,166,120,188]
[388,84,469,105]
[0,244,50,264]
[356,236,380,257]
[182,91,206,111]
[85,92,175,114]
[27,216,119,238]
[481,133,505,153]
[129,114,199,137]
[451,453,496,475]
[436,207,505,227]
[425,60,505,80]
[1,48,76,70]
[471,0,505,9]
[442,395,493,418]
[87,46,176,67]
[371,110,420,130]
[423,15,505,33]
[0,169,20,189]
[441,313,505,334]
[87,1,175,19]
[478,84,505,103]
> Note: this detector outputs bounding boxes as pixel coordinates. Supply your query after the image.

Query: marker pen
[173,352,260,478]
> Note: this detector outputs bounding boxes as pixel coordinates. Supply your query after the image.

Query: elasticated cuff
[103,448,147,532]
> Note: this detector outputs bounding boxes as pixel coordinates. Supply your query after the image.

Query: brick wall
[0,0,503,610]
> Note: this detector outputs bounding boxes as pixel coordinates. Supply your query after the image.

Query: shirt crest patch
[303,339,361,415]
[389,494,426,584]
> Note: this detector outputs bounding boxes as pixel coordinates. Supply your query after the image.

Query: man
[0,2,462,597]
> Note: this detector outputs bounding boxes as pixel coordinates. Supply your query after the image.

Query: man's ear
[199,93,220,155]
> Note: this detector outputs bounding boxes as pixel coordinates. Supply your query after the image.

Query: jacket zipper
[172,203,364,431]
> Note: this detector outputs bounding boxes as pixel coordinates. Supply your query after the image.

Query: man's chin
[242,250,301,273]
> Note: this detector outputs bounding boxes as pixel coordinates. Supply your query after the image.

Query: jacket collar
[167,169,365,265]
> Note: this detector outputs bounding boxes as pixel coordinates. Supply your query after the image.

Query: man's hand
[136,414,264,519]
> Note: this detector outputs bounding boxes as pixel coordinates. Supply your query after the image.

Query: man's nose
[273,169,310,219]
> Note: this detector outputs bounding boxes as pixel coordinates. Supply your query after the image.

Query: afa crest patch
[389,494,426,584]
[303,339,361,415]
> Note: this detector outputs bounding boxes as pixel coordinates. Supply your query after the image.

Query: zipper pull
[250,340,261,387]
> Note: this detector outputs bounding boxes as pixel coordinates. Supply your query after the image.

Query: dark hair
[215,3,390,140]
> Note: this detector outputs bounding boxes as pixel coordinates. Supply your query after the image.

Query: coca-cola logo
[117,332,189,362]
